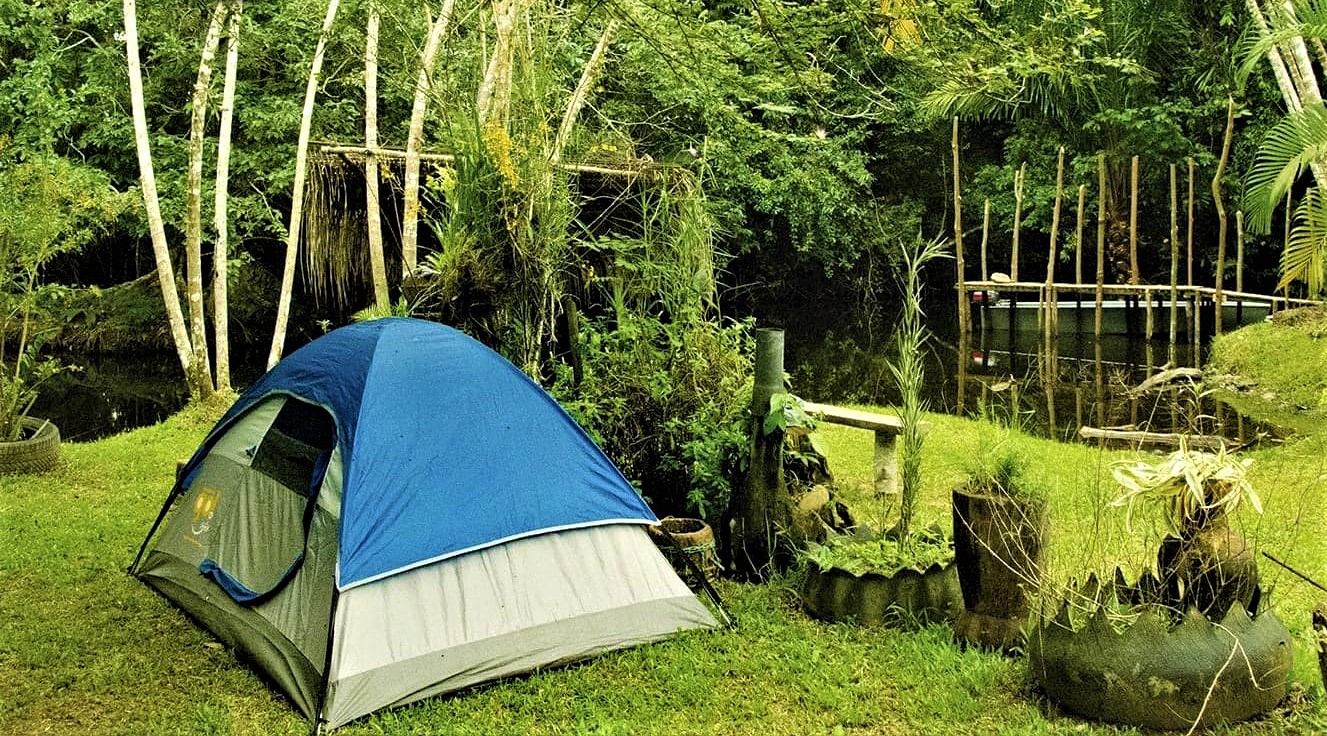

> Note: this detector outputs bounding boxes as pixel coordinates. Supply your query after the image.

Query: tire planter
[1029,581,1293,731]
[648,517,719,585]
[952,486,1048,649]
[0,417,60,475]
[801,560,962,627]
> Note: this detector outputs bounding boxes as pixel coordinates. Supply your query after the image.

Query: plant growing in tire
[800,236,961,627]
[951,436,1048,649]
[0,157,129,472]
[1027,441,1293,731]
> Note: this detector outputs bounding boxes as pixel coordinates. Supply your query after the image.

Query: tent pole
[312,587,341,735]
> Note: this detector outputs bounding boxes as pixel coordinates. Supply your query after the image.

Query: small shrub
[550,313,753,521]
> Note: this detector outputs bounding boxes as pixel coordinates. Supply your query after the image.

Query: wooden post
[1212,97,1236,336]
[1169,163,1179,366]
[1236,210,1246,293]
[1075,185,1086,285]
[729,328,791,580]
[1129,155,1140,285]
[1012,162,1026,281]
[1096,152,1106,338]
[954,118,970,336]
[1194,158,1204,287]
[981,199,991,281]
[1047,147,1065,337]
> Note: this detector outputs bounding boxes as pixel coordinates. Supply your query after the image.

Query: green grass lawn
[5,376,1327,733]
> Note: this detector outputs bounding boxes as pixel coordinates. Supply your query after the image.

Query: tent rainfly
[132,317,717,730]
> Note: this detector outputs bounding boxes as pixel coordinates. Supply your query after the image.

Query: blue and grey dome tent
[132,317,716,730]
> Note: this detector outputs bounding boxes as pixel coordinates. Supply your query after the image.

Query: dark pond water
[36,300,1282,447]
[779,296,1286,448]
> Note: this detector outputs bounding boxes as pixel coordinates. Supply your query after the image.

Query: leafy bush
[551,313,753,521]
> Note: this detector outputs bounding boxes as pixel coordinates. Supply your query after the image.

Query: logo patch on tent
[191,486,220,535]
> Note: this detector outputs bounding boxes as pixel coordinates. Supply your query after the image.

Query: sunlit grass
[2,389,1327,734]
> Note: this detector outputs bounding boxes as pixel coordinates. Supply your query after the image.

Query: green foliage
[964,436,1043,502]
[0,154,131,439]
[550,313,753,520]
[765,392,831,491]
[805,526,953,577]
[1110,441,1262,536]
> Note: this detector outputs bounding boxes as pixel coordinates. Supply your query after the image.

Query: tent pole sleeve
[312,586,341,734]
[129,481,187,574]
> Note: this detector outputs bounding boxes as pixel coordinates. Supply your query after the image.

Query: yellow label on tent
[191,486,220,536]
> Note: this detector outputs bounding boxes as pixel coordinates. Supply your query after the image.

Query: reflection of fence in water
[956,325,1281,448]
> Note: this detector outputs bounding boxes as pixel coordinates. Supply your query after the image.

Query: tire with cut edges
[0,417,61,475]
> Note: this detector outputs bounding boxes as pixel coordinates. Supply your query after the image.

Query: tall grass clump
[889,235,949,546]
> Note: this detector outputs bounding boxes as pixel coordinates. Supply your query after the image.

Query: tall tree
[364,0,388,307]
[401,0,457,275]
[213,0,242,393]
[268,0,341,368]
[184,0,228,400]
[123,0,205,397]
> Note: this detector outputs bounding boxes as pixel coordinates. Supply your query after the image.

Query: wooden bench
[800,402,910,497]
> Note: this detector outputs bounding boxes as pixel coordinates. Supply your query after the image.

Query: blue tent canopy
[183,318,656,589]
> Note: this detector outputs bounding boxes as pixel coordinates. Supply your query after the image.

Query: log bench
[801,402,910,497]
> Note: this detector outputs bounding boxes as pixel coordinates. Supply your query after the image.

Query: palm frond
[1244,102,1327,232]
[1281,189,1327,295]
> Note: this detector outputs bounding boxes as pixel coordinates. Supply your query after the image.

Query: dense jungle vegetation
[1,0,1319,517]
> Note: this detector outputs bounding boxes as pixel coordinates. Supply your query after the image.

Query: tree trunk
[550,20,616,166]
[268,0,341,369]
[212,0,242,393]
[185,0,227,400]
[1212,98,1235,335]
[726,328,792,580]
[364,1,389,307]
[401,0,457,275]
[477,0,522,127]
[123,0,200,396]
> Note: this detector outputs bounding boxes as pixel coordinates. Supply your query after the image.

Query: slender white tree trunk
[364,1,389,306]
[550,20,616,166]
[401,0,457,274]
[477,0,521,127]
[185,0,227,399]
[213,0,242,392]
[123,0,199,395]
[268,0,341,369]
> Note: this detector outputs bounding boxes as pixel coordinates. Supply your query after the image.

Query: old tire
[0,417,61,475]
[1028,606,1293,730]
[952,487,1048,649]
[801,561,962,628]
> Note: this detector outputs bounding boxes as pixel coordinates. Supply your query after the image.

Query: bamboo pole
[1096,153,1106,337]
[1011,162,1025,281]
[269,0,341,369]
[364,0,389,307]
[1187,157,1195,286]
[1046,147,1065,337]
[1075,185,1086,285]
[980,199,990,281]
[1212,97,1236,336]
[212,0,241,393]
[954,117,969,336]
[1236,210,1245,293]
[1129,155,1140,285]
[1169,163,1179,366]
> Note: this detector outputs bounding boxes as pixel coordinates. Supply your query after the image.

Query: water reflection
[784,314,1283,448]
